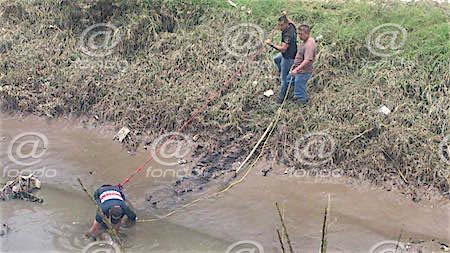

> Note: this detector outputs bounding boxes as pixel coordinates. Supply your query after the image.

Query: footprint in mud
[145,184,181,210]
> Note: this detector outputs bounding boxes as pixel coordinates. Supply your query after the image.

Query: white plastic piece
[264,89,274,97]
[114,127,130,142]
[378,105,391,116]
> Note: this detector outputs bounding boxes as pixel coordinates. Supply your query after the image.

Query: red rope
[118,43,267,188]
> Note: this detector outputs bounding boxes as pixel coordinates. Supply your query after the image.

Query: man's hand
[122,216,136,228]
[84,232,96,241]
[281,11,287,16]
[265,39,272,46]
[290,68,298,76]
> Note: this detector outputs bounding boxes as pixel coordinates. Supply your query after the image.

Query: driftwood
[0,174,43,203]
[275,202,294,253]
[320,195,331,253]
[276,228,286,253]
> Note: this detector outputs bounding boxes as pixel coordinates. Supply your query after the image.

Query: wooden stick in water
[320,195,331,253]
[395,226,404,253]
[276,228,286,253]
[275,202,294,253]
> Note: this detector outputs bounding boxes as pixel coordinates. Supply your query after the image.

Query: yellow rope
[137,77,293,223]
[136,0,296,225]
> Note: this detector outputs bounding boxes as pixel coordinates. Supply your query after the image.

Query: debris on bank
[0,0,448,203]
[0,224,10,237]
[264,89,274,97]
[114,126,130,142]
[0,174,43,203]
[378,105,391,116]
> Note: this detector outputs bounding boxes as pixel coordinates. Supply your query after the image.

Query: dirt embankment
[0,0,449,204]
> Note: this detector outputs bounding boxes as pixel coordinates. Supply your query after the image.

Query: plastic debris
[192,134,200,142]
[114,127,130,142]
[378,105,391,116]
[226,0,237,7]
[264,89,274,97]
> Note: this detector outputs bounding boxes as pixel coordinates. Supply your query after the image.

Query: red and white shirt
[99,190,124,203]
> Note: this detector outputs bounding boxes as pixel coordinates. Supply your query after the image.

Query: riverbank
[0,114,448,252]
[1,0,449,203]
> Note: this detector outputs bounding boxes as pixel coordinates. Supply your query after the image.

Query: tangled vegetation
[1,0,449,201]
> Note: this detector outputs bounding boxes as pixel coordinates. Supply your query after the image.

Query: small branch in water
[275,202,294,253]
[77,178,124,250]
[320,194,331,253]
[395,226,404,253]
[276,228,285,253]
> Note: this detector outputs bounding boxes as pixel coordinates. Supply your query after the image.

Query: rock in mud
[0,224,10,236]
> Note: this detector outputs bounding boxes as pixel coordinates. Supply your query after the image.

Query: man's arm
[86,219,102,239]
[122,203,137,222]
[281,11,294,26]
[292,58,311,73]
[267,41,289,53]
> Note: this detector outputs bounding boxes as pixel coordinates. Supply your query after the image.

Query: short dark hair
[278,15,289,24]
[298,24,311,34]
[110,205,123,224]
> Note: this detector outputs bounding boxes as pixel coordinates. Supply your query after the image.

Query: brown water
[0,114,449,253]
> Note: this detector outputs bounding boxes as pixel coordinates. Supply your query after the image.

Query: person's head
[109,205,124,224]
[278,15,289,31]
[298,24,311,41]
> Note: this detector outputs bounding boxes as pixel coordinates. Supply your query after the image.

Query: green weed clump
[0,0,448,200]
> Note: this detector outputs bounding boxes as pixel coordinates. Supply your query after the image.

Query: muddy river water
[0,114,449,253]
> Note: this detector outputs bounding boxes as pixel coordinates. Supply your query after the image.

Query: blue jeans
[273,53,294,101]
[288,72,311,102]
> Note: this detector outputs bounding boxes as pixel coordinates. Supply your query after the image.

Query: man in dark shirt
[265,14,297,104]
[86,184,136,239]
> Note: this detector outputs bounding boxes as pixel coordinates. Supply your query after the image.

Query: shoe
[293,97,309,106]
[276,98,283,104]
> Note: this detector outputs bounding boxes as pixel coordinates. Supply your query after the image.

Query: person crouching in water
[86,184,136,239]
